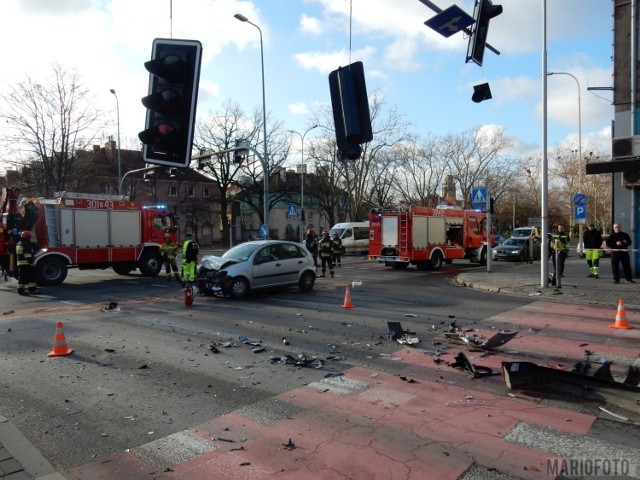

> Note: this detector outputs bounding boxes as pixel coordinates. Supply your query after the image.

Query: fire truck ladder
[399,209,409,257]
[43,204,60,247]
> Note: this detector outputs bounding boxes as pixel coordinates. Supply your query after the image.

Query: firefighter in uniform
[181,233,199,286]
[160,234,181,282]
[331,232,343,267]
[319,230,334,278]
[583,223,603,279]
[549,225,570,282]
[16,230,39,295]
[305,228,319,270]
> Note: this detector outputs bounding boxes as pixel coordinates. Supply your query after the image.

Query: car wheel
[430,251,444,270]
[479,247,487,266]
[225,277,250,299]
[299,271,315,291]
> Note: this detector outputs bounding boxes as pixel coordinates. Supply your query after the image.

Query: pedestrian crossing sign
[471,188,487,209]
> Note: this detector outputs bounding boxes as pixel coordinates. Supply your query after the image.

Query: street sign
[287,203,298,219]
[574,205,586,224]
[573,192,588,206]
[259,224,269,238]
[471,187,487,209]
[424,5,475,38]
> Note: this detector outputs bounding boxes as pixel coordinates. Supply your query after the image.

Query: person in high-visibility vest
[181,233,199,286]
[583,223,603,279]
[160,234,181,282]
[16,230,39,295]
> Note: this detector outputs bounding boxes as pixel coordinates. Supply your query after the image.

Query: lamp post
[289,125,318,242]
[548,71,583,255]
[234,13,270,228]
[109,89,122,195]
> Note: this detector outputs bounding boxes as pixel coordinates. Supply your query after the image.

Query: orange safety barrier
[341,286,354,309]
[609,299,633,330]
[48,322,74,357]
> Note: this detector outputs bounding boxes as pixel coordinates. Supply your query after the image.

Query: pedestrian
[319,230,334,278]
[549,224,570,280]
[16,230,39,295]
[304,228,319,270]
[606,223,636,284]
[181,233,199,286]
[160,234,181,282]
[583,223,603,279]
[331,232,343,267]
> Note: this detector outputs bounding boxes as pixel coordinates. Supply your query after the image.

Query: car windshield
[222,243,261,262]
[512,229,532,237]
[503,238,527,246]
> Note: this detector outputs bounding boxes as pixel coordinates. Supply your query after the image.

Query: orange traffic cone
[341,286,354,309]
[48,322,74,357]
[610,299,633,330]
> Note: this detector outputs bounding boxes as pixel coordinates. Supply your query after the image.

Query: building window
[169,186,177,197]
[202,187,210,198]
[187,187,195,197]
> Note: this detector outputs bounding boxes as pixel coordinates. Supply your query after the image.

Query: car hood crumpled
[198,255,238,272]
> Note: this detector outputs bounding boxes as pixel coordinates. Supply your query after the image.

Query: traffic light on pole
[328,61,373,161]
[234,139,250,164]
[139,38,203,168]
[466,0,503,67]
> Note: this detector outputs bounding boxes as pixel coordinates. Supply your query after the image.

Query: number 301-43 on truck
[368,206,493,270]
[1,187,177,285]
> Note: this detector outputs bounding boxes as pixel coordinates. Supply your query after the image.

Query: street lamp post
[548,71,583,255]
[109,89,122,195]
[234,13,270,228]
[289,125,318,242]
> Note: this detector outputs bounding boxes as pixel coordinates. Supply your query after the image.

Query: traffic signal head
[139,38,202,168]
[328,61,373,161]
[472,83,492,103]
[466,0,503,67]
[234,139,250,164]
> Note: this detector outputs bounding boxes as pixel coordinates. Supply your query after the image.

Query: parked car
[493,237,541,262]
[195,240,316,299]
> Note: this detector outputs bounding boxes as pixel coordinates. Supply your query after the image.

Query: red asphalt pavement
[66,300,640,480]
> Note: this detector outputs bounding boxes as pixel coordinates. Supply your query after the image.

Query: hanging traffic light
[139,38,202,168]
[328,61,373,161]
[466,0,503,67]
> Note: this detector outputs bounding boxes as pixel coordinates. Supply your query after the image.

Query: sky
[0,0,613,173]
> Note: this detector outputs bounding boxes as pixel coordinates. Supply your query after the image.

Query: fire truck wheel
[430,251,444,270]
[138,250,163,277]
[36,256,68,286]
[225,277,249,299]
[299,271,316,291]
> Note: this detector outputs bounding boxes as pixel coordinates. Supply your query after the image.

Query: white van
[329,222,370,254]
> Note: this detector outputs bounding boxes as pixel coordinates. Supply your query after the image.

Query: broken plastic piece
[450,352,500,378]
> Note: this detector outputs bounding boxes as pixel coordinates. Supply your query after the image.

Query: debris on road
[444,329,518,350]
[103,302,120,312]
[450,352,500,378]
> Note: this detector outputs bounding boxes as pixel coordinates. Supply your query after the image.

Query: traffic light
[472,83,492,103]
[139,38,203,168]
[328,61,373,161]
[489,196,495,214]
[234,139,250,164]
[466,0,503,67]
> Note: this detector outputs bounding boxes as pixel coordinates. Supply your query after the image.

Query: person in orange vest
[16,230,39,295]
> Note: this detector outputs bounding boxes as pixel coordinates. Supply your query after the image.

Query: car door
[251,245,280,288]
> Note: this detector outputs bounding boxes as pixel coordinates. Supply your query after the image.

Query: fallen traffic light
[472,83,492,103]
[139,38,203,168]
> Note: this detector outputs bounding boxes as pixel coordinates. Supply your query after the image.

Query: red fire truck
[1,188,177,285]
[368,205,492,270]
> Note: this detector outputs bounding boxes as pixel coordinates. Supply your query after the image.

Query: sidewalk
[2,254,639,479]
[455,254,640,308]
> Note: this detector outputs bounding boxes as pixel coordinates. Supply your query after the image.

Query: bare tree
[0,64,105,196]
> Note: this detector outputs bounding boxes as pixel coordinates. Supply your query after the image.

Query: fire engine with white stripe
[368,205,492,270]
[1,187,177,285]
